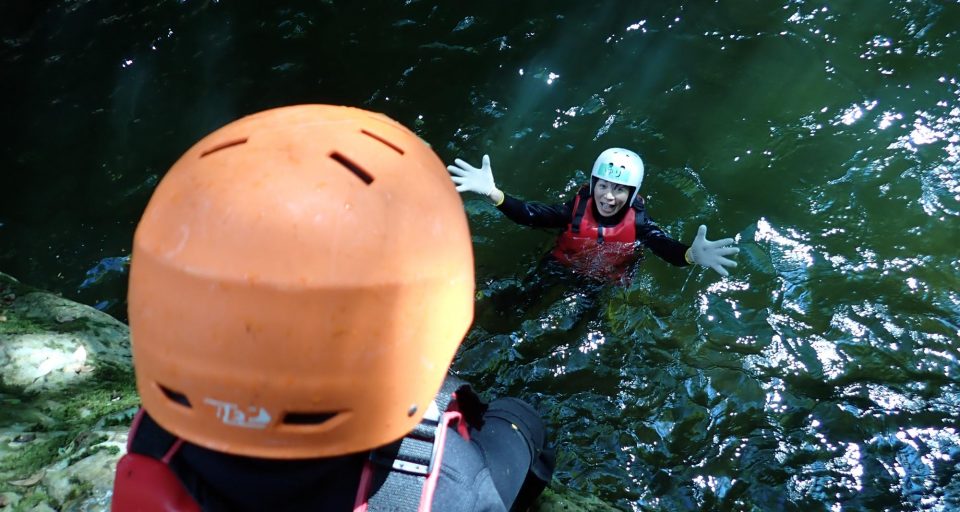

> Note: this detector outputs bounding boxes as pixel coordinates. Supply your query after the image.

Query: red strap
[418,411,462,512]
[111,453,201,512]
[353,410,465,512]
[353,460,374,512]
[447,393,470,441]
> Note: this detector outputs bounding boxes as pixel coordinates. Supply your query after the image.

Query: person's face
[593,178,631,217]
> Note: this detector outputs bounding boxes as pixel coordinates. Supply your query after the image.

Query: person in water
[111,105,553,512]
[447,148,739,283]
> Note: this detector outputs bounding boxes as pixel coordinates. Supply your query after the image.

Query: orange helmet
[128,105,474,459]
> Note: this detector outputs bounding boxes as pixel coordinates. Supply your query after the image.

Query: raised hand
[688,225,740,277]
[447,155,498,198]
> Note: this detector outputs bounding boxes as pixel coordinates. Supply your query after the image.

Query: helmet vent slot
[282,411,339,425]
[159,385,192,408]
[330,152,374,185]
[361,129,405,155]
[200,138,249,158]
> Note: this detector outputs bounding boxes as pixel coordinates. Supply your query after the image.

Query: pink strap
[418,411,462,512]
[352,459,374,512]
[353,409,466,512]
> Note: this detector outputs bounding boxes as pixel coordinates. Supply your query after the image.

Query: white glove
[447,155,498,198]
[687,225,739,277]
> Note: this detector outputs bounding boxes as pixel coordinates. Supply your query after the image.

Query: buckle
[389,457,430,476]
[369,400,442,477]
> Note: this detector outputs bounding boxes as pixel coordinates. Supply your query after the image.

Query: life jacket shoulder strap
[631,196,651,233]
[112,410,198,512]
[113,453,201,512]
[570,185,591,234]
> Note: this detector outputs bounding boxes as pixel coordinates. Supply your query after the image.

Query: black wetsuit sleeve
[636,215,691,267]
[496,194,574,229]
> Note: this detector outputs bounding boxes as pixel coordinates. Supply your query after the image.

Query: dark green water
[3,1,960,510]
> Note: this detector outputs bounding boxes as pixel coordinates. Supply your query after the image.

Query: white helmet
[590,148,645,206]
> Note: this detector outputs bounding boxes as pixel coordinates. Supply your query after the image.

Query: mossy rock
[0,273,624,511]
[0,272,138,510]
[531,486,624,512]
[0,272,131,394]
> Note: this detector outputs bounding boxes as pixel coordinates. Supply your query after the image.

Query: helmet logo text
[602,163,624,179]
[204,398,272,429]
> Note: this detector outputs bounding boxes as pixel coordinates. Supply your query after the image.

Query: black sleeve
[496,194,574,230]
[635,209,690,267]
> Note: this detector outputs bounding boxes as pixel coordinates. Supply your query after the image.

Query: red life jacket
[551,186,639,281]
[112,388,469,512]
[111,410,200,512]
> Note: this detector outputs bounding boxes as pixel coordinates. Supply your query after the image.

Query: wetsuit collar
[591,199,629,226]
